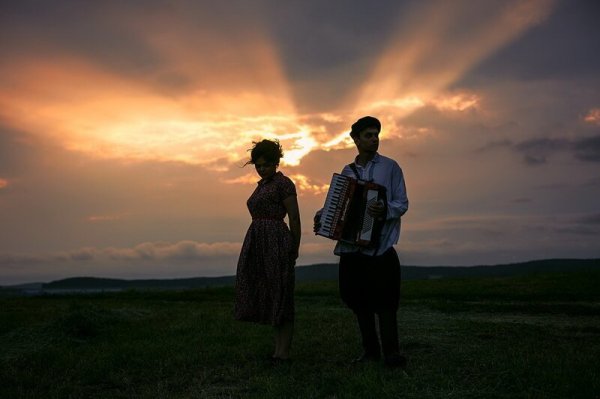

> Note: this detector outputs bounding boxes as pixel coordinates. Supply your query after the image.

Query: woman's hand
[313,209,323,233]
[290,249,299,263]
[283,194,301,265]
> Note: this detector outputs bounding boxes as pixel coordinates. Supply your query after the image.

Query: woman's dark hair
[245,139,284,166]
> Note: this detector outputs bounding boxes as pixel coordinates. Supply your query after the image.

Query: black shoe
[351,352,381,364]
[271,356,291,365]
[384,353,407,369]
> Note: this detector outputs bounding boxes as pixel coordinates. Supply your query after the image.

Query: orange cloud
[0,10,317,168]
[319,91,481,147]
[584,108,600,125]
[431,93,480,112]
[352,0,556,115]
[0,0,556,173]
[223,172,329,196]
[223,173,258,186]
[103,241,241,261]
[86,214,126,223]
[288,174,330,196]
[0,178,8,189]
[0,54,303,166]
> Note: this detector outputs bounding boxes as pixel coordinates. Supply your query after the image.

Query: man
[314,116,409,368]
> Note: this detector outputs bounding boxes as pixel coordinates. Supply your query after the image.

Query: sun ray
[351,0,556,117]
[0,19,306,168]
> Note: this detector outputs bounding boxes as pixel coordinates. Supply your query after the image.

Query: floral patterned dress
[234,171,297,326]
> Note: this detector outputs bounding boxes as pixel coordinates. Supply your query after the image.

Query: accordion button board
[316,173,386,247]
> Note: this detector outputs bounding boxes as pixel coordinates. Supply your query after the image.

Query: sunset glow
[584,109,600,125]
[288,174,330,196]
[1,0,598,284]
[0,1,553,169]
[352,0,556,113]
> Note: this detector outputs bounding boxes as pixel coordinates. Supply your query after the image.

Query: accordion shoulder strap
[348,163,360,180]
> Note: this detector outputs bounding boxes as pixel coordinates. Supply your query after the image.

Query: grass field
[1,270,599,398]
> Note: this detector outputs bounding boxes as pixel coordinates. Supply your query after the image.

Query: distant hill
[42,275,236,291]
[2,258,599,295]
[295,258,600,282]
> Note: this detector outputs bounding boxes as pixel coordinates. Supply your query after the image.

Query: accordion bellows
[316,173,386,247]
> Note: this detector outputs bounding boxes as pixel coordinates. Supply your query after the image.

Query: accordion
[316,173,387,247]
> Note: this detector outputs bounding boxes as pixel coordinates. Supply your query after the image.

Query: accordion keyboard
[317,174,351,237]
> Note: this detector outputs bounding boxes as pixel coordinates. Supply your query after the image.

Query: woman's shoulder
[274,171,297,192]
[275,171,294,183]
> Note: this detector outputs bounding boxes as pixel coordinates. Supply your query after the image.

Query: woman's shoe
[351,352,381,364]
[383,353,407,369]
[271,356,291,365]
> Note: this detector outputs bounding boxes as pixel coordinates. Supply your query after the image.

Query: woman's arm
[283,195,301,261]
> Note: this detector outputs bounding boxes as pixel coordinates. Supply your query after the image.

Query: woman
[234,139,301,362]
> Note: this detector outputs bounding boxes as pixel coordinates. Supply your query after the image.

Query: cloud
[102,241,242,262]
[479,135,600,164]
[0,240,244,284]
[1,0,599,284]
[576,213,600,226]
[584,109,600,125]
[223,173,259,186]
[0,61,300,166]
[352,0,557,113]
[0,131,252,257]
[86,214,127,223]
[223,170,331,196]
[0,0,577,218]
[515,137,572,165]
[1,2,163,74]
[1,0,306,169]
[464,0,600,81]
[0,0,561,171]
[573,135,600,162]
[430,93,481,112]
[0,240,339,285]
[512,197,532,204]
[400,211,600,265]
[288,174,330,196]
[0,126,40,176]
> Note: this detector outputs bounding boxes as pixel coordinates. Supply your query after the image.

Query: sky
[1,0,599,285]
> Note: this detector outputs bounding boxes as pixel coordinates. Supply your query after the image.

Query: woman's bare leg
[273,320,294,359]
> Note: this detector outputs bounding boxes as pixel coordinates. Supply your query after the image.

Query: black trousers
[339,248,401,357]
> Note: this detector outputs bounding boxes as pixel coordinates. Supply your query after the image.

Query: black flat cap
[350,116,381,138]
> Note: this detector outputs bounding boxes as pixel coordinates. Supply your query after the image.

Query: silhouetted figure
[314,116,409,368]
[234,139,301,362]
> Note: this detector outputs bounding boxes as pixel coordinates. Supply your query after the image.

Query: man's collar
[354,152,380,166]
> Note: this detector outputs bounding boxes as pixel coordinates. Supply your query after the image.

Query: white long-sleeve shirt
[333,153,408,256]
